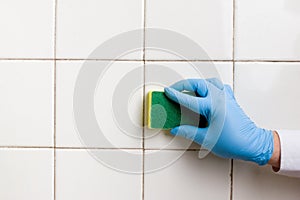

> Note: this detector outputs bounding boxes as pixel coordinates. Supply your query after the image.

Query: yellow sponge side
[147,91,153,129]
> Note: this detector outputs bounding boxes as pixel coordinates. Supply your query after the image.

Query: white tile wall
[1,0,300,200]
[145,61,233,149]
[234,62,300,200]
[56,149,142,200]
[233,160,300,200]
[235,0,300,60]
[56,61,143,148]
[145,151,230,200]
[0,149,53,200]
[235,62,300,130]
[56,0,143,59]
[0,0,54,58]
[0,61,53,146]
[145,0,233,60]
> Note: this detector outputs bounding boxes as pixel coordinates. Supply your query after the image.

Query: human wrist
[268,131,281,170]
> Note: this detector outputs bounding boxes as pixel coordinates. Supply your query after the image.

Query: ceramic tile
[144,150,230,200]
[234,62,300,198]
[0,149,53,200]
[0,61,53,146]
[0,0,54,58]
[56,61,143,148]
[233,160,300,200]
[56,0,143,59]
[145,0,233,60]
[235,0,300,60]
[56,149,142,200]
[235,62,300,130]
[145,62,233,149]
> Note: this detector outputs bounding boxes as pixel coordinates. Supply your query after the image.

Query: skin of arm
[268,131,281,170]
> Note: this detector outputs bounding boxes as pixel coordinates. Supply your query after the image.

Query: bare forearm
[268,131,281,170]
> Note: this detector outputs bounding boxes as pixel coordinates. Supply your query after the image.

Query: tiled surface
[56,149,142,200]
[233,160,300,200]
[235,0,300,60]
[56,61,143,148]
[0,149,53,200]
[56,0,143,59]
[0,61,53,146]
[145,62,233,149]
[145,0,233,60]
[234,62,300,199]
[235,62,300,130]
[1,0,300,200]
[145,151,230,200]
[0,0,54,58]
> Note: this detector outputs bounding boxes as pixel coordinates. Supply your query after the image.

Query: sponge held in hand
[147,91,207,129]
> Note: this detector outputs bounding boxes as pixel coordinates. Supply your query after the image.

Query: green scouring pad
[147,91,207,129]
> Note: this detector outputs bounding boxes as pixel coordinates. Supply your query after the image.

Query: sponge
[147,91,207,129]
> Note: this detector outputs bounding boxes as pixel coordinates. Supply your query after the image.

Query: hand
[164,78,274,165]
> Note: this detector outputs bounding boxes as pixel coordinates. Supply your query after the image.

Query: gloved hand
[164,78,274,165]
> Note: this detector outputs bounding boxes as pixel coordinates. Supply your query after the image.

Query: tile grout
[146,60,234,62]
[142,0,147,199]
[230,159,234,200]
[1,58,300,63]
[53,0,58,199]
[0,146,204,151]
[232,0,235,61]
[234,60,300,63]
[0,146,55,149]
[230,0,236,200]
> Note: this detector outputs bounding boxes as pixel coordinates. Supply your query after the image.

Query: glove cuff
[251,129,274,166]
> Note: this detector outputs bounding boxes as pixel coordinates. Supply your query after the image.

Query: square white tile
[0,0,54,58]
[56,0,143,59]
[0,61,53,146]
[56,61,143,148]
[145,61,233,149]
[235,62,300,130]
[233,160,300,200]
[0,149,53,200]
[145,0,233,60]
[235,0,300,60]
[144,150,230,200]
[56,149,142,200]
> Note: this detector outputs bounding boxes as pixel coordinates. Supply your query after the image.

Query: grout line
[1,58,300,63]
[53,2,57,60]
[56,147,143,150]
[144,148,201,151]
[232,0,236,93]
[53,145,57,200]
[230,159,234,200]
[231,1,236,200]
[56,58,144,61]
[232,0,236,61]
[145,59,233,62]
[0,58,55,61]
[142,1,147,200]
[234,60,300,63]
[143,0,146,61]
[0,146,203,151]
[0,146,54,149]
[53,0,58,199]
[233,62,236,93]
[0,146,141,150]
[0,58,144,61]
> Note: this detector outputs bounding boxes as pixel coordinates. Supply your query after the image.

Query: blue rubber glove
[164,78,274,165]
